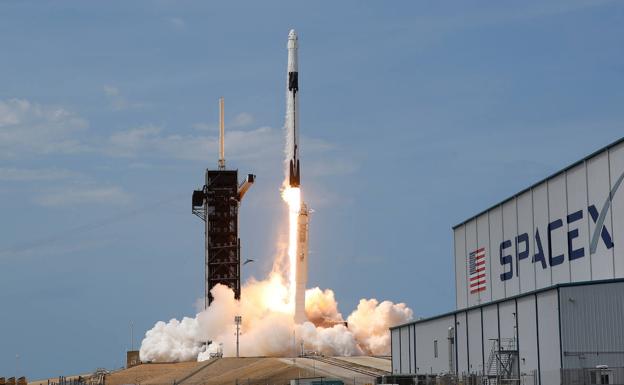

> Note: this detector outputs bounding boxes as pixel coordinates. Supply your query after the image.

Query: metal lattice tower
[192,98,254,308]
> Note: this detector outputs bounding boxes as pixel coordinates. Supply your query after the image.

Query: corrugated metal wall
[456,311,468,375]
[391,327,400,373]
[416,315,455,375]
[391,287,571,384]
[467,308,483,373]
[391,315,455,375]
[454,140,624,309]
[536,289,561,385]
[560,281,624,368]
[517,295,539,378]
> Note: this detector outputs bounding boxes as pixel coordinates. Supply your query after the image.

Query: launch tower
[192,98,254,308]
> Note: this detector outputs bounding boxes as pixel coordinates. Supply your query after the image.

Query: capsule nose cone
[288,29,297,40]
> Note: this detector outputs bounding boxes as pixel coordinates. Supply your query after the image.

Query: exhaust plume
[140,29,414,362]
[140,275,412,361]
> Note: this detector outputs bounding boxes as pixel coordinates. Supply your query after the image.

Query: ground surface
[330,357,391,372]
[105,362,201,385]
[34,357,391,385]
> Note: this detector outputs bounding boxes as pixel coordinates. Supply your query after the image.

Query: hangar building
[391,138,624,384]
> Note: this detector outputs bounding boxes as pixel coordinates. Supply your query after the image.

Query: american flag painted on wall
[469,247,487,294]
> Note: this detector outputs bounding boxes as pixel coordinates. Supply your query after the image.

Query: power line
[0,192,186,256]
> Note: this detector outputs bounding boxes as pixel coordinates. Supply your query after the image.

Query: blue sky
[1,0,623,379]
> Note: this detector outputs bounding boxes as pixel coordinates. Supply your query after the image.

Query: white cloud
[106,125,284,163]
[35,184,132,207]
[0,96,354,188]
[104,124,357,182]
[301,136,335,153]
[0,167,77,181]
[192,122,217,132]
[108,125,163,157]
[232,112,254,128]
[193,112,255,132]
[102,85,120,97]
[103,85,145,111]
[0,98,88,157]
[169,17,186,29]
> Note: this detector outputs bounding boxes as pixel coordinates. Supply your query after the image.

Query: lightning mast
[218,97,225,170]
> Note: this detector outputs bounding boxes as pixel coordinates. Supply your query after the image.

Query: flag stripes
[468,248,487,294]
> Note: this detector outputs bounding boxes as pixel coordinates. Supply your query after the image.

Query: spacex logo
[498,170,624,282]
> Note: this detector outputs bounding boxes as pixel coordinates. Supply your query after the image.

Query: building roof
[452,136,624,230]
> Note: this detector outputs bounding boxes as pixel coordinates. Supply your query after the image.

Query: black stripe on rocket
[288,71,300,187]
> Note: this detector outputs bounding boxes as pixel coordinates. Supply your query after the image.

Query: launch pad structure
[192,98,254,308]
[192,29,307,314]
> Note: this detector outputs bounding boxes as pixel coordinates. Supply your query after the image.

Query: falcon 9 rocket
[285,29,308,324]
[287,29,300,188]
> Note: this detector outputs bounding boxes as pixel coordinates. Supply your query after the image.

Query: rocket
[294,202,309,324]
[287,29,301,188]
[287,29,308,324]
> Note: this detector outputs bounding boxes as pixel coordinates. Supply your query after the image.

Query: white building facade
[391,138,624,384]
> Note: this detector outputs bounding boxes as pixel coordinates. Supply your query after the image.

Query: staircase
[484,338,518,385]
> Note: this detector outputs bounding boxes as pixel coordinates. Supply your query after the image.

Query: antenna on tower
[218,97,225,170]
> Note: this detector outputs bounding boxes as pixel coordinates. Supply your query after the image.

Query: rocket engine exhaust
[294,202,309,324]
[138,29,415,363]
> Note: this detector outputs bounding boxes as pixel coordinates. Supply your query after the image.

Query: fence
[48,377,88,385]
[377,371,538,385]
[562,367,624,385]
[0,377,27,385]
[252,368,624,385]
[379,368,624,385]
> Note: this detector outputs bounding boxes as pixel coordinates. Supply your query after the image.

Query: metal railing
[484,338,519,384]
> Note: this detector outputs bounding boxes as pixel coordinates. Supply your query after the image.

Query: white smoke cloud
[140,274,413,362]
[304,287,344,327]
[140,91,412,362]
[140,317,202,362]
[347,299,413,355]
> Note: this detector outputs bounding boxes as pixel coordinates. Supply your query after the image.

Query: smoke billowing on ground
[138,128,414,362]
[139,38,413,361]
[140,271,413,362]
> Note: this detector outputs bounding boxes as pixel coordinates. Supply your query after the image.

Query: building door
[591,369,613,384]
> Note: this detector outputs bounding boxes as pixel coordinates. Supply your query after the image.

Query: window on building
[434,340,438,358]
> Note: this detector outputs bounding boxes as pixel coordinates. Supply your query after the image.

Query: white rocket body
[286,29,300,187]
[294,202,309,324]
[285,29,308,324]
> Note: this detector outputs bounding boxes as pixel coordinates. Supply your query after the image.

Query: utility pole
[234,316,242,358]
[130,321,134,351]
